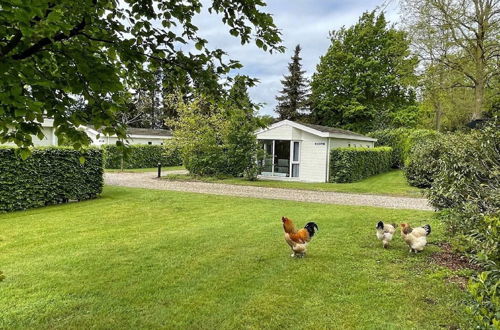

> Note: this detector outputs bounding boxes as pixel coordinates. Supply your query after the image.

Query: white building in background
[256,120,377,183]
[1,119,172,147]
[83,125,172,146]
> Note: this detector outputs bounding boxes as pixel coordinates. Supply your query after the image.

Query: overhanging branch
[12,18,86,60]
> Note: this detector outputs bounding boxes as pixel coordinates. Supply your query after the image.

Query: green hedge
[423,125,499,327]
[103,144,182,169]
[369,128,439,168]
[404,138,445,188]
[330,147,392,183]
[0,147,103,212]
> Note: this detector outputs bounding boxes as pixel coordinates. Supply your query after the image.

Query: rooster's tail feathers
[423,224,431,236]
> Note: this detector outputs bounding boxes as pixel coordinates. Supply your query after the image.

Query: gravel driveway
[104,172,433,211]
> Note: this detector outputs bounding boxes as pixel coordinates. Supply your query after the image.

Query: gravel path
[104,172,433,211]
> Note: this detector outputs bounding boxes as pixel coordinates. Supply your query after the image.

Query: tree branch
[12,18,86,60]
[0,30,23,58]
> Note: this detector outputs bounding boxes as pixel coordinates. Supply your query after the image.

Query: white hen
[376,221,396,248]
[400,223,431,253]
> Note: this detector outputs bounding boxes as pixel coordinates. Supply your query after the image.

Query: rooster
[400,223,431,253]
[281,217,318,257]
[376,221,397,248]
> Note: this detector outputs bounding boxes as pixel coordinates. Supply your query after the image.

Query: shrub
[170,97,261,178]
[102,143,182,169]
[369,128,439,168]
[0,147,103,212]
[426,130,499,214]
[425,124,499,328]
[330,147,392,183]
[404,137,444,188]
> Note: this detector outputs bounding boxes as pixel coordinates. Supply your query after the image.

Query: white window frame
[289,140,300,178]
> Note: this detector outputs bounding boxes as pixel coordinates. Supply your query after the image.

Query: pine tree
[228,75,256,116]
[275,45,310,120]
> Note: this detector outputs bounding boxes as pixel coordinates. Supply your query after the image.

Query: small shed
[255,120,377,182]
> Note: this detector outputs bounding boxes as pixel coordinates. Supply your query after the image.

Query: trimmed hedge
[369,128,439,168]
[103,144,182,169]
[330,147,392,183]
[0,147,103,212]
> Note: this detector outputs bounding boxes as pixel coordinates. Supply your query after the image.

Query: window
[292,164,299,177]
[348,144,351,147]
[290,141,300,178]
[161,143,164,146]
[293,142,300,161]
[148,142,152,145]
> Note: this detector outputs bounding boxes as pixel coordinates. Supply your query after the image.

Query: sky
[191,0,400,116]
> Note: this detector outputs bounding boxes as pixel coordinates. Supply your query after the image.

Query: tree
[310,12,418,133]
[169,96,261,179]
[275,45,310,120]
[402,0,500,120]
[0,0,283,153]
[418,61,476,131]
[117,66,193,130]
[227,75,258,115]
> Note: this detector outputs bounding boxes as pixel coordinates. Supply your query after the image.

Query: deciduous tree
[402,0,500,120]
[0,0,283,153]
[310,12,418,133]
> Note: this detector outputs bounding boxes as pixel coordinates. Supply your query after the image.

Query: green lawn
[105,165,185,173]
[0,186,470,328]
[164,169,422,198]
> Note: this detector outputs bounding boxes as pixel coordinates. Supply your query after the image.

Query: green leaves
[0,147,103,212]
[102,144,182,169]
[330,147,392,183]
[416,123,500,328]
[310,11,418,133]
[0,0,282,152]
[169,96,260,178]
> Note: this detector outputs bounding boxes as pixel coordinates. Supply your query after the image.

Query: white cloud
[192,0,400,116]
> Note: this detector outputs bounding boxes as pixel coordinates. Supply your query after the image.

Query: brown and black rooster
[281,216,318,257]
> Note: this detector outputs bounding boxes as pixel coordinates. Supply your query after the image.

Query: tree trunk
[473,79,484,120]
[435,101,443,131]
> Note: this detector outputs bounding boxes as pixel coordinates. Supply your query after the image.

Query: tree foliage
[418,124,500,328]
[169,95,261,179]
[275,44,310,120]
[402,0,500,122]
[0,0,283,152]
[310,12,418,133]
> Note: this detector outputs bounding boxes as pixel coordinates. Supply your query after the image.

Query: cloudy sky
[191,0,400,116]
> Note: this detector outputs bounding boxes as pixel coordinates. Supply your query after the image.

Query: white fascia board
[255,120,328,137]
[327,133,377,142]
[127,135,172,139]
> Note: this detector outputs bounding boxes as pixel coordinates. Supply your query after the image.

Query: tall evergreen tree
[275,45,310,120]
[228,75,256,115]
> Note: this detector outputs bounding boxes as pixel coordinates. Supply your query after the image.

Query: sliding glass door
[259,140,300,178]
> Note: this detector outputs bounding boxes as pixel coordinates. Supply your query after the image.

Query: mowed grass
[0,186,469,329]
[164,169,422,198]
[105,165,185,173]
